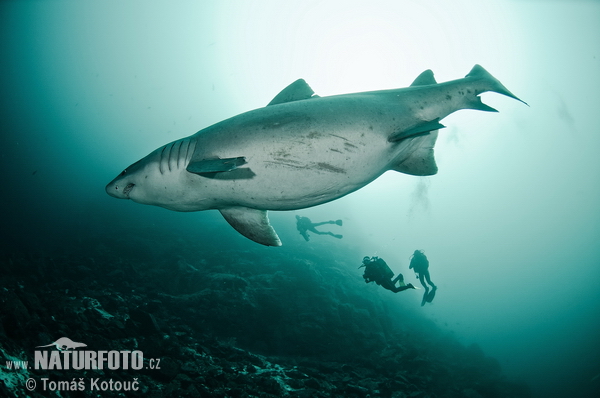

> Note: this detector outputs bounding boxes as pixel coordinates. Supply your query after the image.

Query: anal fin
[392,131,439,176]
[220,207,282,247]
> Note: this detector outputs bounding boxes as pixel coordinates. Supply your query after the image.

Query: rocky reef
[0,226,530,397]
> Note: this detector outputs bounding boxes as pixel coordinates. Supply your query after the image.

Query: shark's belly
[175,98,409,211]
[197,128,397,210]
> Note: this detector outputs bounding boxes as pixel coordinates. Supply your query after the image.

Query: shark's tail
[465,65,528,111]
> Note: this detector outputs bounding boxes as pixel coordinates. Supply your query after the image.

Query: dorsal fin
[267,79,318,106]
[410,69,437,87]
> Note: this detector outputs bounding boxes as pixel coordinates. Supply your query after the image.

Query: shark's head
[105,157,148,201]
[106,138,204,210]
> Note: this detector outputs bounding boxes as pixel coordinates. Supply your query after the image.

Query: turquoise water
[1,1,599,397]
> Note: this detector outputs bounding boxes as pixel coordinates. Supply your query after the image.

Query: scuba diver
[295,215,343,241]
[409,250,437,306]
[359,256,415,293]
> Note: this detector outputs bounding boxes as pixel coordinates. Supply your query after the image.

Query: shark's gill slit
[159,146,167,174]
[175,140,184,169]
[167,142,175,172]
[185,140,195,164]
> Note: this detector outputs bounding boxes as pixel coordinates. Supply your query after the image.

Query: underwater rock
[0,234,531,397]
[129,308,161,335]
[155,356,181,382]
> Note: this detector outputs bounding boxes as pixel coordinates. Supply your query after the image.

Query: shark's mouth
[122,183,135,197]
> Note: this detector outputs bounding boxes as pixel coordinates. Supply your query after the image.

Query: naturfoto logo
[34,337,144,370]
[36,337,87,351]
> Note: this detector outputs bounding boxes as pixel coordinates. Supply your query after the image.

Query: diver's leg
[313,220,342,227]
[419,274,428,305]
[383,279,411,293]
[311,221,335,227]
[424,271,436,288]
[393,285,413,293]
[309,228,342,239]
[311,229,332,235]
[392,273,404,286]
[380,280,395,292]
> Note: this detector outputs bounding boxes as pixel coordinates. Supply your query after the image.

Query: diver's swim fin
[426,287,437,303]
[335,219,343,226]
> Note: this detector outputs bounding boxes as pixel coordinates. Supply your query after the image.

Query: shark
[106,65,526,246]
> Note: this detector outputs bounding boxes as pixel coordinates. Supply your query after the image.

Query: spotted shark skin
[106,65,526,246]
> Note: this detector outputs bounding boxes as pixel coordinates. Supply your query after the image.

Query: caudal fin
[466,65,528,106]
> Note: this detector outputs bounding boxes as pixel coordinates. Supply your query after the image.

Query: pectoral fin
[187,157,247,175]
[388,119,445,142]
[220,207,282,247]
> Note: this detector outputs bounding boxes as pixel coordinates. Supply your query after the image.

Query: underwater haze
[1,1,599,397]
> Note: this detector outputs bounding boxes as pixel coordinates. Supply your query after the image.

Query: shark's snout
[105,181,134,199]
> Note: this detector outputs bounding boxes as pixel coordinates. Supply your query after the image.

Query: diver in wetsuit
[409,250,437,305]
[360,256,415,293]
[295,215,343,241]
